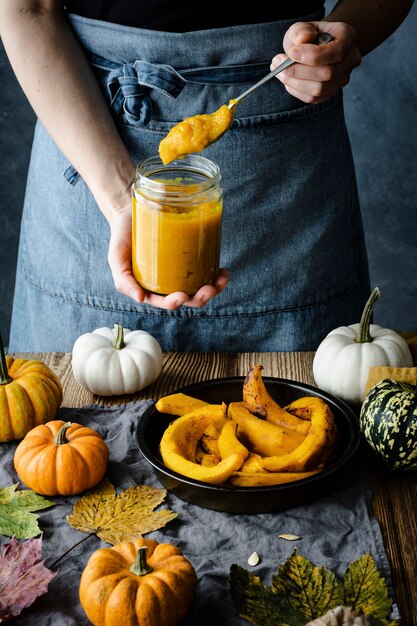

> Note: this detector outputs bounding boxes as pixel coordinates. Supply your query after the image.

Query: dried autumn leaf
[228,564,303,626]
[272,549,344,621]
[229,550,396,626]
[0,536,56,621]
[343,554,394,622]
[0,484,55,539]
[66,477,177,544]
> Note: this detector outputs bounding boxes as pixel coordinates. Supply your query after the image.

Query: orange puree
[132,193,222,295]
[159,103,235,165]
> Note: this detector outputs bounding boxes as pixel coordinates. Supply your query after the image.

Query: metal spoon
[228,32,334,110]
[202,32,333,151]
[161,32,334,160]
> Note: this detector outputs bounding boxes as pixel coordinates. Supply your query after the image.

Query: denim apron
[9,11,370,352]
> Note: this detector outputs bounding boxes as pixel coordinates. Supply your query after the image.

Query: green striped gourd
[360,379,417,470]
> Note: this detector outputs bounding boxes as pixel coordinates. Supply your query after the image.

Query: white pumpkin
[72,325,163,396]
[313,288,413,405]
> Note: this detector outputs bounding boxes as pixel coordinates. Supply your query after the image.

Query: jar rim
[135,154,221,196]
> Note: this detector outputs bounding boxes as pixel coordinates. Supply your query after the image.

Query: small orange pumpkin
[0,334,63,442]
[79,538,197,626]
[14,420,109,496]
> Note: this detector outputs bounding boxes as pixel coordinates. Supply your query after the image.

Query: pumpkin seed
[278,534,301,541]
[247,551,260,566]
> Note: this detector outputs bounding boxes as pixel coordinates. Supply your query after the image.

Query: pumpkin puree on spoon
[159,102,235,164]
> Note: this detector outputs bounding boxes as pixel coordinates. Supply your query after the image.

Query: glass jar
[132,154,223,296]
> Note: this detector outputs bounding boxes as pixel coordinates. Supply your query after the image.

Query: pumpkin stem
[112,324,125,350]
[0,332,12,385]
[130,546,153,576]
[54,422,72,445]
[355,287,380,343]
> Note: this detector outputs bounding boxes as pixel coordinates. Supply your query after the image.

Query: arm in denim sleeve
[0,1,135,223]
[0,0,228,309]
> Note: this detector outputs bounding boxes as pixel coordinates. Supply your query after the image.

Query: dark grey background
[1,4,416,347]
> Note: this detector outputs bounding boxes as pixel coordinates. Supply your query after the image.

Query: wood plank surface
[13,351,417,624]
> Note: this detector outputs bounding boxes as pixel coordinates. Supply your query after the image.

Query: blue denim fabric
[105,60,187,127]
[90,53,271,127]
[9,12,370,352]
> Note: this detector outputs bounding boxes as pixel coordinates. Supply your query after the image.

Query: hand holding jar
[130,154,229,309]
[106,156,229,310]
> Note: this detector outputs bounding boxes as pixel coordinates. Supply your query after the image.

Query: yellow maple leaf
[66,478,177,545]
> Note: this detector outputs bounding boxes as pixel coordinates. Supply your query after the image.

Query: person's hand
[107,208,230,310]
[271,21,361,104]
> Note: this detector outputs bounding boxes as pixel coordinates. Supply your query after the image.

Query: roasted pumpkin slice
[243,365,311,434]
[261,396,337,472]
[228,401,305,457]
[160,403,246,483]
[155,392,209,416]
[228,469,320,487]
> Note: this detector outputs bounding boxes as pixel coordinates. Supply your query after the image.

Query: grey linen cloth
[0,402,399,625]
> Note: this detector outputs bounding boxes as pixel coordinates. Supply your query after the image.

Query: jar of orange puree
[132,154,223,295]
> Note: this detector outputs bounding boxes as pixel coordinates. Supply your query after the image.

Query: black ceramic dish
[137,377,360,514]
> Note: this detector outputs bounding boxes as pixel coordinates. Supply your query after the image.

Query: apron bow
[106,61,187,127]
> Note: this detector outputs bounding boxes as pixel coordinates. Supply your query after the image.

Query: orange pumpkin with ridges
[14,420,109,496]
[79,538,197,626]
[0,335,62,442]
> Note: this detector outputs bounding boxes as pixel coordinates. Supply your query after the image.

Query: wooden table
[20,351,417,624]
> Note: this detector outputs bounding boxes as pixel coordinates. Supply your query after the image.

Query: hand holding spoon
[159,32,333,164]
